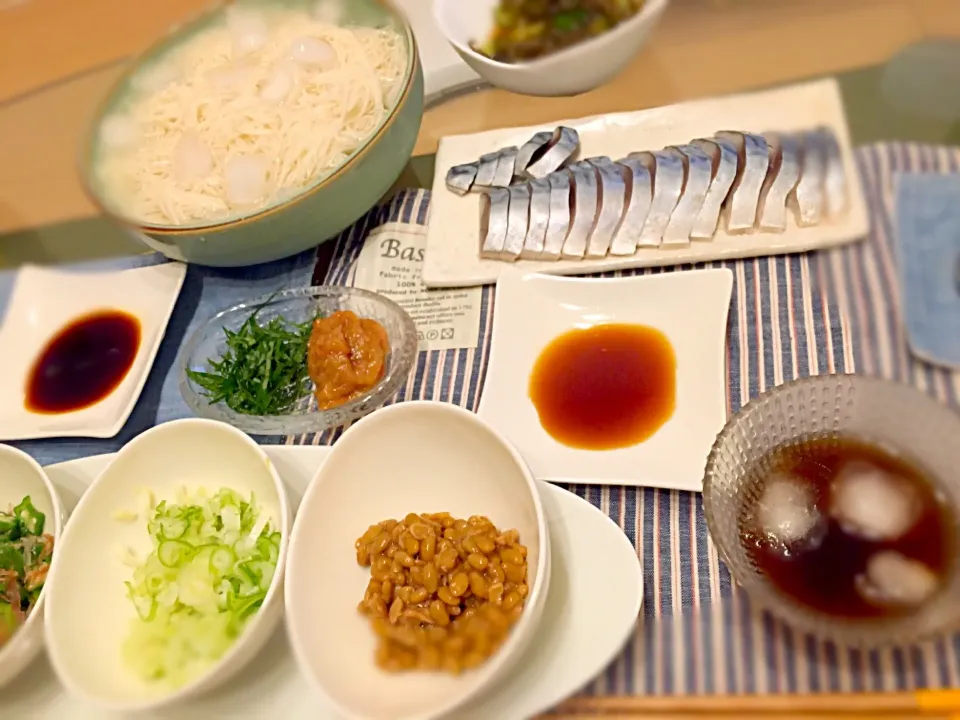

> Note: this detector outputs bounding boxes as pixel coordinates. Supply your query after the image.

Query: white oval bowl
[285,401,551,720]
[43,419,291,712]
[0,444,64,690]
[434,0,670,96]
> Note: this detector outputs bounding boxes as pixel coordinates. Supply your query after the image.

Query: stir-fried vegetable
[0,496,54,648]
[473,0,645,63]
[121,488,280,687]
[187,303,316,416]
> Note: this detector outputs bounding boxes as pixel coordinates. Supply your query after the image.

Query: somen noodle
[94,5,408,226]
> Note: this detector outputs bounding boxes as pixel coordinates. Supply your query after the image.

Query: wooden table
[1,0,959,267]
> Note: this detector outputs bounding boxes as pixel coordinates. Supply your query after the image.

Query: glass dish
[179,286,418,435]
[703,373,960,647]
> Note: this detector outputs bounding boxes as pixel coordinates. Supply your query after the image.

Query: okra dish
[0,496,54,648]
[356,512,529,674]
[472,0,646,63]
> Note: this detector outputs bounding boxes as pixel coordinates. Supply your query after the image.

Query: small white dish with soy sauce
[0,444,64,691]
[0,261,187,442]
[478,267,733,492]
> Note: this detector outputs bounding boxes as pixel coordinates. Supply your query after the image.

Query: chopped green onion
[121,488,280,688]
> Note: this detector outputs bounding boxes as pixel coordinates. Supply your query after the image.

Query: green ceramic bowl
[78,0,424,268]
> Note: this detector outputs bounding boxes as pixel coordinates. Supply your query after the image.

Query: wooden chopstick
[543,690,960,717]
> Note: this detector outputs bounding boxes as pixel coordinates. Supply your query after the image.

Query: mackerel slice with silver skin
[585,160,628,258]
[479,187,510,259]
[525,126,580,179]
[690,137,738,239]
[542,172,571,261]
[756,132,801,231]
[714,131,770,231]
[790,130,827,226]
[445,161,479,195]
[585,156,614,167]
[608,156,652,256]
[521,178,551,260]
[663,144,713,244]
[630,150,684,247]
[560,165,599,259]
[501,183,531,261]
[817,126,848,218]
[474,151,501,189]
[492,146,519,188]
[514,131,553,177]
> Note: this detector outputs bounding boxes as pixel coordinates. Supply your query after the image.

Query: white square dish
[0,262,187,441]
[477,267,734,491]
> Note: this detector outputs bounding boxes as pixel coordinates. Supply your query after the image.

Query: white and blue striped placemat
[290,143,960,696]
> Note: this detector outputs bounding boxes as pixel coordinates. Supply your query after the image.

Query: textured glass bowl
[704,373,960,647]
[179,286,418,435]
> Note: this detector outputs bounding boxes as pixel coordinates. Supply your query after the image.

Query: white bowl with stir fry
[43,419,291,711]
[0,445,63,690]
[434,0,670,96]
[285,401,550,720]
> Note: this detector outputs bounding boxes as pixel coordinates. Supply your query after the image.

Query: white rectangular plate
[0,262,187,440]
[10,445,643,719]
[423,78,869,288]
[478,268,733,491]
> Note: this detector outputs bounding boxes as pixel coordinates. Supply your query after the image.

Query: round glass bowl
[703,374,960,647]
[179,286,418,435]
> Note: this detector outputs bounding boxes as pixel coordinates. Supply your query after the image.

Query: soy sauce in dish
[740,436,954,619]
[528,323,675,450]
[24,309,141,414]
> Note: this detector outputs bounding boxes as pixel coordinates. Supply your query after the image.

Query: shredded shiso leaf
[121,487,280,687]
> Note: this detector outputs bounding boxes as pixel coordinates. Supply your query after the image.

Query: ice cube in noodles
[756,132,801,231]
[224,155,268,206]
[631,150,684,247]
[714,131,770,231]
[584,159,628,258]
[608,157,652,256]
[542,172,572,261]
[290,37,337,69]
[227,7,269,56]
[790,130,827,226]
[502,183,531,261]
[560,164,600,259]
[856,551,939,607]
[446,162,479,196]
[480,187,511,259]
[521,178,551,259]
[755,473,825,552]
[260,62,296,103]
[98,113,138,150]
[525,126,580,179]
[690,137,738,239]
[663,144,713,244]
[829,460,922,542]
[172,131,214,183]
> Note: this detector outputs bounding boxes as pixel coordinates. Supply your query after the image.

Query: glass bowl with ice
[704,374,960,646]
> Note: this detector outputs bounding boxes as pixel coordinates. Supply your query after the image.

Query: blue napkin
[0,250,319,465]
[894,172,960,370]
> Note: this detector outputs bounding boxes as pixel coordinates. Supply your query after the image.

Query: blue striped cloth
[288,143,960,696]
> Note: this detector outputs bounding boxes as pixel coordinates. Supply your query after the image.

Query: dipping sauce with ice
[528,323,675,450]
[740,436,953,619]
